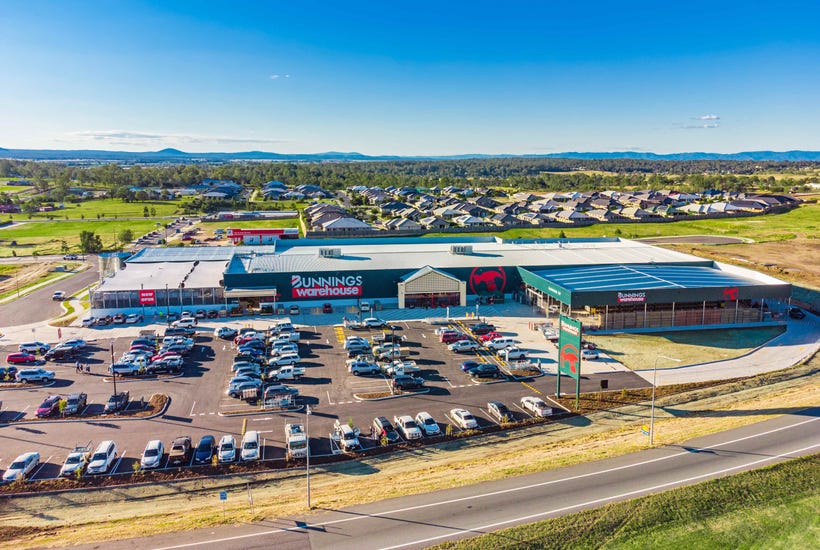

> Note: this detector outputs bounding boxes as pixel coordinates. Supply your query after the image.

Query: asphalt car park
[1,318,650,483]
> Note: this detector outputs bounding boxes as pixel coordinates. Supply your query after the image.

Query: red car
[7,352,37,365]
[478,331,503,342]
[151,351,181,362]
[36,395,62,418]
[440,331,467,344]
[130,344,156,353]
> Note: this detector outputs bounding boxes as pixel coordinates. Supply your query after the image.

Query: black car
[466,364,502,379]
[789,307,806,319]
[392,375,425,391]
[233,353,266,365]
[193,435,216,464]
[206,309,219,319]
[0,366,19,381]
[97,315,113,326]
[147,360,182,374]
[164,327,190,337]
[64,392,88,415]
[470,323,496,335]
[372,416,400,443]
[44,346,76,361]
[166,312,180,323]
[104,391,130,413]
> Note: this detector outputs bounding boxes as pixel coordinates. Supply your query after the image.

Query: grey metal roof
[529,264,766,293]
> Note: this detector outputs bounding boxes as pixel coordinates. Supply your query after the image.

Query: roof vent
[318,247,342,258]
[449,244,473,255]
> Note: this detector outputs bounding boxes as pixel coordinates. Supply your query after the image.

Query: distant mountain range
[1,146,819,163]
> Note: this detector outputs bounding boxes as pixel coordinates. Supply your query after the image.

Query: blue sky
[2,1,819,155]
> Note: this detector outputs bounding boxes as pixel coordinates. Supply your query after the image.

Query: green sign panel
[557,315,582,380]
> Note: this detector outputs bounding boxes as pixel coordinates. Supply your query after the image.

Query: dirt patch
[664,239,820,289]
[638,235,749,245]
[0,263,51,296]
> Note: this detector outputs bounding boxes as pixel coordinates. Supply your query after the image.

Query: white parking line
[513,403,533,418]
[188,401,197,416]
[479,408,504,426]
[326,391,335,405]
[541,394,569,412]
[112,449,127,473]
[31,455,52,479]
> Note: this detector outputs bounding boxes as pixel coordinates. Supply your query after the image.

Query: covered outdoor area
[518,263,792,331]
[398,265,466,309]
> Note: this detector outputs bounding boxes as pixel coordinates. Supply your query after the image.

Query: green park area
[28,198,184,220]
[433,455,819,550]
[0,220,160,257]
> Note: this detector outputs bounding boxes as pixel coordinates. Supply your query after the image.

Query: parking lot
[0,316,650,483]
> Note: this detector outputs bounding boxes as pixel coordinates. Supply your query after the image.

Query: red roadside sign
[139,289,156,305]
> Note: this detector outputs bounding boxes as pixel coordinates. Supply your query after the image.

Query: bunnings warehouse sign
[557,315,582,380]
[291,274,363,298]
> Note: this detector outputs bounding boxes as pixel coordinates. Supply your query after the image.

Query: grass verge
[431,455,820,550]
[589,326,786,369]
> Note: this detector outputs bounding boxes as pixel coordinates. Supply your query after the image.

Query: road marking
[251,417,273,422]
[520,381,542,395]
[513,403,533,418]
[199,413,205,416]
[541,394,569,412]
[326,391,335,405]
[188,401,197,416]
[153,417,820,550]
[111,449,126,473]
[30,455,52,480]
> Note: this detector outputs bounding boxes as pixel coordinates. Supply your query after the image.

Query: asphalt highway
[88,406,819,550]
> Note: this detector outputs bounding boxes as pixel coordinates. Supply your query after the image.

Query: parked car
[500,347,528,360]
[59,446,91,477]
[171,318,197,329]
[448,340,479,353]
[460,360,481,372]
[348,360,381,376]
[112,313,126,324]
[207,309,219,318]
[194,309,207,319]
[147,358,183,374]
[440,331,467,344]
[789,307,806,319]
[86,440,118,475]
[393,415,422,440]
[168,436,193,466]
[450,408,479,430]
[81,316,97,327]
[0,366,19,381]
[469,323,496,335]
[8,353,38,365]
[218,435,237,463]
[140,440,165,469]
[36,395,62,418]
[487,401,512,423]
[288,305,300,315]
[16,368,55,384]
[392,374,425,391]
[2,452,40,482]
[478,331,503,342]
[322,303,333,313]
[109,362,141,376]
[465,363,502,379]
[359,301,371,313]
[104,391,130,413]
[19,342,50,354]
[268,353,300,367]
[64,392,88,415]
[125,313,143,324]
[240,431,260,461]
[44,346,76,361]
[227,380,263,398]
[581,349,599,360]
[415,411,441,436]
[520,396,553,417]
[363,317,387,328]
[194,435,216,464]
[166,312,180,323]
[372,416,400,443]
[62,339,88,350]
[215,326,239,339]
[343,336,370,350]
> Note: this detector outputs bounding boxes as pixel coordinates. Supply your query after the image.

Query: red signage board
[139,289,156,305]
[291,274,362,299]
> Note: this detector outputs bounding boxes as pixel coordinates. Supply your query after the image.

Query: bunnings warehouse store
[90,236,791,332]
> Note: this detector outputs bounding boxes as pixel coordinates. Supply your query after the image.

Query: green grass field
[428,202,819,242]
[433,455,820,550]
[0,220,161,256]
[29,198,184,220]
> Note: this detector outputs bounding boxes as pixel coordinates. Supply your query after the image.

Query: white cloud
[269,74,291,80]
[70,130,289,146]
[697,114,720,120]
[682,123,720,129]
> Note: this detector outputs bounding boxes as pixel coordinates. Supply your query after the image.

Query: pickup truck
[168,436,192,466]
[381,360,419,377]
[266,365,305,381]
[371,332,406,345]
[285,423,308,459]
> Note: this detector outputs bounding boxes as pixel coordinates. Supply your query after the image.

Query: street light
[110,340,117,396]
[306,404,312,509]
[650,354,681,446]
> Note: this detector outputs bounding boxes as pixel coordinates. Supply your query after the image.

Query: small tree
[79,230,103,253]
[118,228,134,245]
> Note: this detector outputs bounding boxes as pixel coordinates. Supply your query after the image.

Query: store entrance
[405,292,460,309]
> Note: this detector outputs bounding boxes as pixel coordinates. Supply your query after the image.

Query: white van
[87,440,118,475]
[485,337,517,350]
[240,430,260,461]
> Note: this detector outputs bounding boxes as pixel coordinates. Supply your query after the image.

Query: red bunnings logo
[291,274,363,299]
[723,286,738,301]
[469,266,507,294]
[559,343,580,375]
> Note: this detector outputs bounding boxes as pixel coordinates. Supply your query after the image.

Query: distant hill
[0,147,819,163]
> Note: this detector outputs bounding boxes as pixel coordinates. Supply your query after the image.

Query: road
[81,407,819,550]
[0,258,99,325]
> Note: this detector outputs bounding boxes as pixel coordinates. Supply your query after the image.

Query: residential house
[491,213,528,227]
[552,210,592,224]
[383,217,422,231]
[586,209,627,222]
[321,217,374,233]
[418,216,450,230]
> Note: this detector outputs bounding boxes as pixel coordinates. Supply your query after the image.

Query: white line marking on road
[112,449,126,473]
[326,391,335,405]
[199,413,205,416]
[31,456,52,479]
[188,401,196,416]
[149,416,820,550]
[513,403,533,418]
[251,418,272,422]
[209,412,215,415]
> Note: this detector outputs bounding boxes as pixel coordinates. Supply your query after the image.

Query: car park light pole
[306,404,312,509]
[110,340,118,396]
[650,355,681,446]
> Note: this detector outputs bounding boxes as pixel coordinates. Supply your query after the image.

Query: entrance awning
[224,287,278,298]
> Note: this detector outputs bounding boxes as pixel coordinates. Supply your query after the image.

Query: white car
[581,349,600,360]
[125,313,143,324]
[172,318,197,329]
[3,452,40,482]
[270,343,299,356]
[218,435,237,463]
[449,408,479,430]
[363,317,386,328]
[19,341,50,354]
[520,396,553,417]
[267,353,300,367]
[140,440,164,469]
[16,368,56,384]
[448,340,479,353]
[59,448,90,477]
[484,337,518,351]
[500,347,528,360]
[52,291,66,301]
[415,411,441,436]
[343,337,370,350]
[81,316,97,327]
[359,302,371,313]
[393,415,422,440]
[62,339,88,350]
